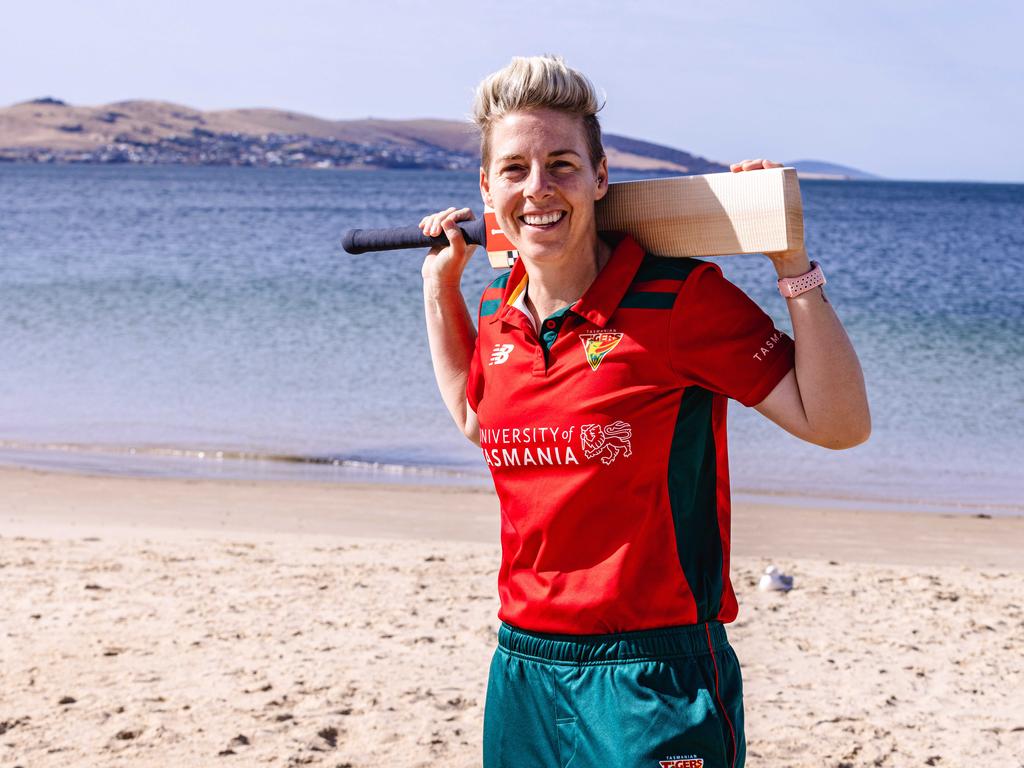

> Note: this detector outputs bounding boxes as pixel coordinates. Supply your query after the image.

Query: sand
[2,466,1023,767]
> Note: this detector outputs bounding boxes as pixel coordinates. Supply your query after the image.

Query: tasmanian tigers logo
[580,421,633,465]
[578,331,623,371]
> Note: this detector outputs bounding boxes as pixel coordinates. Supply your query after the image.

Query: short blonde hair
[473,55,605,171]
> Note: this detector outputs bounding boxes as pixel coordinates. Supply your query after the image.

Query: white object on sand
[758,565,794,592]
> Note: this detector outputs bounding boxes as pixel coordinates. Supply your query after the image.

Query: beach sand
[2,465,1022,767]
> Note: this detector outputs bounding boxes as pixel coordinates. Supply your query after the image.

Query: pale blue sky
[3,0,1020,182]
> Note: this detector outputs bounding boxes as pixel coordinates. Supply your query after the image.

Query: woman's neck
[522,234,613,326]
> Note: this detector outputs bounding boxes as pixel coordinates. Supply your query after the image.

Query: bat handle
[342,217,487,254]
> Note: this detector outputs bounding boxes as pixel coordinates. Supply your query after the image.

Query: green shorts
[483,621,744,768]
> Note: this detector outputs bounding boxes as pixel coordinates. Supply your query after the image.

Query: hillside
[786,159,882,180]
[0,98,726,173]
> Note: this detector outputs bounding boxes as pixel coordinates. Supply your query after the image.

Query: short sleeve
[670,262,795,407]
[465,272,511,413]
[466,327,484,412]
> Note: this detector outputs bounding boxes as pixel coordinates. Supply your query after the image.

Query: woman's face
[480,108,608,265]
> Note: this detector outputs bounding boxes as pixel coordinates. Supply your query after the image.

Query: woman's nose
[524,165,553,198]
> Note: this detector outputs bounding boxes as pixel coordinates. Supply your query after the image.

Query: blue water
[0,165,1021,514]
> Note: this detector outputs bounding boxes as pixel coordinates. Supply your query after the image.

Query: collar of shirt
[492,233,645,330]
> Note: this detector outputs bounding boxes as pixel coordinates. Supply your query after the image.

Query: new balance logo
[489,343,515,365]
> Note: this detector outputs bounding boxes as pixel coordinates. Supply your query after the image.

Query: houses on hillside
[0,129,478,170]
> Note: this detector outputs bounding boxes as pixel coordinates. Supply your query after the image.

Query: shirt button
[545,320,557,329]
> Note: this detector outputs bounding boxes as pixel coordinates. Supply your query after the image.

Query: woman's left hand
[730,158,809,276]
[729,158,784,173]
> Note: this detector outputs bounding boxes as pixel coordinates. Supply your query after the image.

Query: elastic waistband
[497,621,730,666]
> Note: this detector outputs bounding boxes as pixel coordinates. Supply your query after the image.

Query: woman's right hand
[420,207,477,286]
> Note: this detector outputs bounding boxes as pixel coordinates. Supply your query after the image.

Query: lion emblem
[580,421,633,465]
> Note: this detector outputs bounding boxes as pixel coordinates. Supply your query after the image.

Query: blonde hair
[472,55,605,171]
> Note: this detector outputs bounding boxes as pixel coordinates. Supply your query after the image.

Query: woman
[420,55,869,768]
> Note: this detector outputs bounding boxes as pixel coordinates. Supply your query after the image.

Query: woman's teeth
[521,211,565,226]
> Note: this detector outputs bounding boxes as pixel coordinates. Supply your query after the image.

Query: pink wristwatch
[777,261,826,298]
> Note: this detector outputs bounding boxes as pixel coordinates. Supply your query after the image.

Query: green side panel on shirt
[490,271,512,289]
[667,385,724,623]
[633,255,706,283]
[619,292,677,309]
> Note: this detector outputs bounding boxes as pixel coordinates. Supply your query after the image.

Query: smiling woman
[479,108,611,308]
[418,54,869,768]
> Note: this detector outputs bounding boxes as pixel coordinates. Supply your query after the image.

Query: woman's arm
[753,244,870,449]
[420,207,481,446]
[731,159,871,450]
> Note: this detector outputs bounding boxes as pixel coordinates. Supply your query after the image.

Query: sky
[2,0,1021,182]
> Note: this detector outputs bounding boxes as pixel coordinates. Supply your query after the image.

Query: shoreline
[2,464,1021,570]
[0,441,1021,519]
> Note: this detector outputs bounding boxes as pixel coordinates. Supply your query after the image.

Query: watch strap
[778,261,826,298]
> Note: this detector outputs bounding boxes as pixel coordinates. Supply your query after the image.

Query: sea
[1,164,1021,516]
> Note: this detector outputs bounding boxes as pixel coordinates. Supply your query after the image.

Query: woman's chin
[515,242,568,265]
[513,231,580,263]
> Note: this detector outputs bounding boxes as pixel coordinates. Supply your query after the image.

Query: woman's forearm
[423,278,478,441]
[776,251,871,447]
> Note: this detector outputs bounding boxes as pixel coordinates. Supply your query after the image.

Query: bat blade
[594,167,803,259]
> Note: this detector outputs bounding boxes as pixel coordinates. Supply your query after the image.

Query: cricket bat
[341,166,803,269]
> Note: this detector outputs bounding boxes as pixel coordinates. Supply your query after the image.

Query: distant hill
[0,98,727,174]
[786,159,882,180]
[0,98,877,179]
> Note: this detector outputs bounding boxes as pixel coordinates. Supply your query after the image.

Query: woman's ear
[594,156,609,201]
[479,167,493,208]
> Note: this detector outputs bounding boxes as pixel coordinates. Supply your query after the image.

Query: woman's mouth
[519,211,566,229]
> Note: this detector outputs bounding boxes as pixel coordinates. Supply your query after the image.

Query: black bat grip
[342,217,486,254]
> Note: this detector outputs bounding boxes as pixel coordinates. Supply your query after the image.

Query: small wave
[0,439,1018,517]
[0,439,490,485]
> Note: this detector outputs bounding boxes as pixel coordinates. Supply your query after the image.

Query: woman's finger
[441,210,466,239]
[421,206,473,237]
[732,158,786,173]
[421,208,448,235]
[442,215,463,238]
[430,207,458,236]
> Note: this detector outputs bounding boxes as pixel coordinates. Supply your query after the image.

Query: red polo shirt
[467,234,794,634]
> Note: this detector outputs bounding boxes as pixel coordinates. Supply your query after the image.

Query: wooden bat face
[483,206,519,268]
